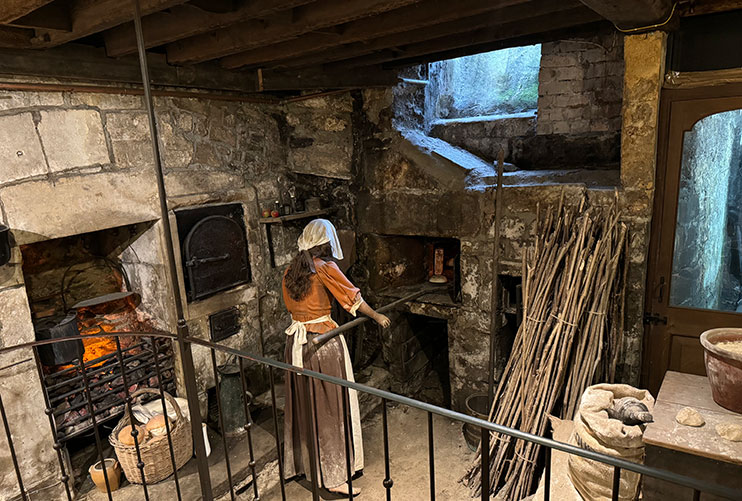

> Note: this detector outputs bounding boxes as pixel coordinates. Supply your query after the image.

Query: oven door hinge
[643,313,668,325]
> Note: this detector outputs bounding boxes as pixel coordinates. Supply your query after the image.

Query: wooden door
[643,84,742,395]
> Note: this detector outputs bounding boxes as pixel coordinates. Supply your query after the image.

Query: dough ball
[716,422,742,442]
[675,407,705,427]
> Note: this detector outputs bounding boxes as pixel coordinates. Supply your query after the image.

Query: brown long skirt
[283,333,364,489]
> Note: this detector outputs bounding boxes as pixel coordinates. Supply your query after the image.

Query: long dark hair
[284,242,333,301]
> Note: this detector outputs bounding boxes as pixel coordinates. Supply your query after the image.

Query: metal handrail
[1,331,740,500]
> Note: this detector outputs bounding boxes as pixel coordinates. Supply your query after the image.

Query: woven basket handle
[130,388,185,423]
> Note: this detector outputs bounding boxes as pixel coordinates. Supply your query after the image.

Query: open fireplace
[20,223,175,442]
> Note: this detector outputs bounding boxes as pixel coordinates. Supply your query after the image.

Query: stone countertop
[643,371,742,465]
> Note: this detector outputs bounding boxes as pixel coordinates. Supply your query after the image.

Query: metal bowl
[700,328,742,414]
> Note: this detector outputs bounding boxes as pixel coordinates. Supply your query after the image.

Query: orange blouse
[282,258,363,334]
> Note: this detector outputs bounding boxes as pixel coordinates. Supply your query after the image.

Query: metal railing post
[130,0,212,497]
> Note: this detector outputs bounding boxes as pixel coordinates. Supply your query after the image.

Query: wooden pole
[487,151,505,414]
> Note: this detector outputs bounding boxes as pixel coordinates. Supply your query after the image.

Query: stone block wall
[538,33,624,135]
[0,85,356,498]
[425,32,624,170]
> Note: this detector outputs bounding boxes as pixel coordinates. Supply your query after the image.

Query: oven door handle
[186,253,230,267]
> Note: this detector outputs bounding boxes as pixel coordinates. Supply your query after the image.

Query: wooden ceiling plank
[104,0,315,58]
[332,7,603,69]
[34,0,188,48]
[680,0,742,16]
[578,0,673,29]
[266,0,580,70]
[0,0,55,24]
[6,3,72,32]
[220,0,537,69]
[166,0,423,65]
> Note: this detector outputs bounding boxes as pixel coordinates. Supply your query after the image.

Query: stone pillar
[618,31,667,383]
[0,244,64,500]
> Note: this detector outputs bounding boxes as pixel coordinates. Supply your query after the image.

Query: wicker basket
[109,389,193,484]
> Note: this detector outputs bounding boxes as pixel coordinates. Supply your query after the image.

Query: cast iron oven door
[184,215,250,301]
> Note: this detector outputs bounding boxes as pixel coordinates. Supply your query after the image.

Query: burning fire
[55,309,142,371]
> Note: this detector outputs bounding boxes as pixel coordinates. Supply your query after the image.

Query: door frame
[641,82,742,393]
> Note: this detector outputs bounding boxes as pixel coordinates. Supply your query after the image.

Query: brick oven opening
[365,234,461,305]
[19,223,175,446]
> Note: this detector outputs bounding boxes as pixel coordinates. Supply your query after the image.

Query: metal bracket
[643,313,668,325]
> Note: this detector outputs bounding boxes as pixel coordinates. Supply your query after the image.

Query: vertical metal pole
[32,348,73,501]
[77,347,113,501]
[382,399,393,501]
[611,466,621,501]
[341,386,354,500]
[543,446,551,501]
[210,350,236,501]
[113,337,149,499]
[302,375,321,501]
[480,428,490,501]
[130,0,212,498]
[487,150,505,407]
[238,358,260,501]
[0,391,27,501]
[427,411,435,501]
[150,336,182,500]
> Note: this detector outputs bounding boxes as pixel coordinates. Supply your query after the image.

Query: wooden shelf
[259,208,332,225]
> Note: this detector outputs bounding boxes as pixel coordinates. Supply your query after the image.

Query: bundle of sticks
[465,192,628,500]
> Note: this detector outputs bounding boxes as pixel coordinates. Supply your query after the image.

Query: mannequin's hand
[375,314,391,329]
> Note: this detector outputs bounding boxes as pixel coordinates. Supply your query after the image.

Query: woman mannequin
[282,219,390,496]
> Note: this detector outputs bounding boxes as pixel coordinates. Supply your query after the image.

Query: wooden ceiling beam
[166,0,423,65]
[0,26,35,48]
[679,0,742,16]
[266,0,579,70]
[104,0,315,57]
[6,3,72,32]
[578,0,674,29]
[0,0,55,24]
[220,0,536,69]
[32,0,188,48]
[330,7,603,69]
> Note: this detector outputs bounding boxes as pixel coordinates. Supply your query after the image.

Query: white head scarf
[297,219,344,260]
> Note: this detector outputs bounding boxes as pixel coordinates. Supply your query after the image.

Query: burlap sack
[567,384,654,501]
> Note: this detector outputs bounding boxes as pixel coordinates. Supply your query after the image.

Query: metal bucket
[463,393,490,451]
[35,313,83,366]
[217,364,251,437]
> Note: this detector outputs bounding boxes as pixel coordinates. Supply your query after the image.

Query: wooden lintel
[578,0,674,29]
[0,44,396,92]
[104,0,314,58]
[0,0,55,25]
[679,0,742,16]
[260,66,398,91]
[0,44,259,92]
[220,0,532,69]
[166,0,422,65]
[332,7,604,69]
[265,0,579,71]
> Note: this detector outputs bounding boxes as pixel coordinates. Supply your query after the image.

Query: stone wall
[427,32,624,170]
[348,31,666,411]
[0,86,355,498]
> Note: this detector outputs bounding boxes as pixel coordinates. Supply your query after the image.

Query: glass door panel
[669,109,742,313]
